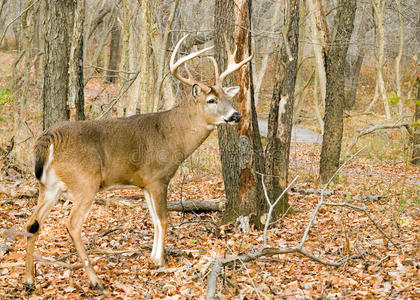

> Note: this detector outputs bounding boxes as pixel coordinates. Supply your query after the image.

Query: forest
[0,0,419,299]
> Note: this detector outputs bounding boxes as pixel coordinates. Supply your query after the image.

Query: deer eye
[207,98,217,104]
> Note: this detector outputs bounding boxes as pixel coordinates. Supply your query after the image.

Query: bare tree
[394,0,404,116]
[412,76,420,165]
[215,0,241,224]
[68,0,85,121]
[345,4,368,110]
[319,0,357,183]
[105,24,120,84]
[220,0,266,228]
[42,0,74,129]
[366,0,391,119]
[307,0,328,107]
[264,0,300,214]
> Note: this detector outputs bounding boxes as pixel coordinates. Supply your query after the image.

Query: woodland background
[0,0,419,299]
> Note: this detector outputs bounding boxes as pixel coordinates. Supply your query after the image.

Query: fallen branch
[291,187,381,201]
[206,247,365,299]
[96,198,224,212]
[348,122,411,151]
[323,202,398,248]
[167,200,224,212]
[206,147,370,300]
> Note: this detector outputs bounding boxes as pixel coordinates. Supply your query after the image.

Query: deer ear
[223,86,240,98]
[191,84,201,102]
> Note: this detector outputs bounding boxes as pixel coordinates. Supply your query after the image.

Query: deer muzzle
[226,112,241,123]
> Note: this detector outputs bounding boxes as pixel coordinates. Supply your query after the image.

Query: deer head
[170,34,254,126]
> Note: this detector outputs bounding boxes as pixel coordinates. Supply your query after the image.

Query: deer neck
[166,102,213,158]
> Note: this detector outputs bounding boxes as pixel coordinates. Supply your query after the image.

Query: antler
[170,34,213,93]
[213,35,254,87]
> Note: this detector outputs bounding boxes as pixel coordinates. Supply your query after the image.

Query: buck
[25,35,253,291]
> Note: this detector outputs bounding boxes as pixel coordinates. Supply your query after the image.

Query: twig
[258,174,299,247]
[323,202,398,248]
[348,122,411,152]
[206,147,367,299]
[96,71,140,120]
[298,146,367,248]
[84,64,138,74]
[0,0,40,46]
[205,247,364,299]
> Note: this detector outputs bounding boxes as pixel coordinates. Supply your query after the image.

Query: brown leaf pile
[0,142,418,299]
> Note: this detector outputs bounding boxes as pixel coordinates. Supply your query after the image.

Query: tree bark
[68,0,85,121]
[265,0,300,215]
[215,0,241,224]
[105,24,120,83]
[293,0,309,120]
[220,0,266,228]
[42,0,74,129]
[394,0,404,116]
[412,77,420,165]
[319,0,357,183]
[371,0,391,119]
[21,0,36,115]
[253,0,281,107]
[344,7,368,110]
[154,0,179,111]
[137,0,152,114]
[307,0,328,106]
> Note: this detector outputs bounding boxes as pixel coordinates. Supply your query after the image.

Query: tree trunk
[344,8,368,110]
[21,0,36,115]
[265,0,300,215]
[220,0,266,229]
[394,0,404,116]
[105,24,120,83]
[253,0,281,107]
[307,0,328,106]
[154,0,179,111]
[68,0,85,121]
[116,0,131,117]
[412,77,420,165]
[42,0,74,129]
[319,0,357,183]
[137,0,152,114]
[371,0,391,119]
[345,54,364,110]
[293,0,309,120]
[215,0,241,224]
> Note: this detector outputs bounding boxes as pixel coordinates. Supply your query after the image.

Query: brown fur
[25,34,252,291]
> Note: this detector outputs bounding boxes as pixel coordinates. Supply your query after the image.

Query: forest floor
[0,50,419,298]
[0,137,418,299]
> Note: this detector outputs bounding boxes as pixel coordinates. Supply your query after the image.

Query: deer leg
[25,183,62,290]
[144,182,168,267]
[66,191,103,291]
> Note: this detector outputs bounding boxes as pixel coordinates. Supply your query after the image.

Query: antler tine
[170,34,213,92]
[217,34,254,85]
[208,57,221,86]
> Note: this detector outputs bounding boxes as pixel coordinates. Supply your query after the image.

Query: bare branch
[206,147,368,299]
[0,0,40,47]
[298,146,366,248]
[96,71,140,120]
[258,174,299,247]
[324,202,399,248]
[348,122,411,151]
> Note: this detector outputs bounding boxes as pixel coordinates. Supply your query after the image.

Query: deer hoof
[24,283,35,294]
[90,282,105,292]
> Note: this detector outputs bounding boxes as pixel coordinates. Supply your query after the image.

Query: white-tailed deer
[25,35,253,291]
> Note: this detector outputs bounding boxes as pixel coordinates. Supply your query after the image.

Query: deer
[24,34,253,291]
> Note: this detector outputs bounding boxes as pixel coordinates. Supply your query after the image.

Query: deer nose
[228,112,241,123]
